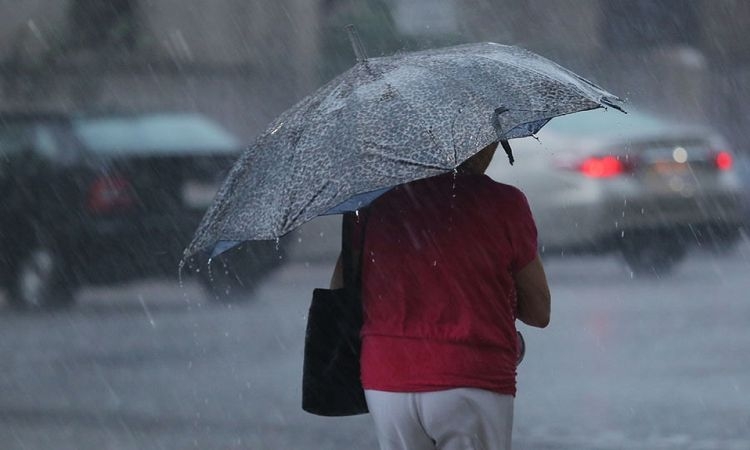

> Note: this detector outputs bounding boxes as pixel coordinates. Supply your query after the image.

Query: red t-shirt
[352,173,538,396]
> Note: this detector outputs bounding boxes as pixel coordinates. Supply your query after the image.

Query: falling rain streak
[0,1,748,449]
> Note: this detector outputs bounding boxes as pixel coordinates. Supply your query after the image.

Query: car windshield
[73,113,240,155]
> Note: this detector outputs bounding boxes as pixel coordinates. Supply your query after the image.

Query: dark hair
[457,141,499,174]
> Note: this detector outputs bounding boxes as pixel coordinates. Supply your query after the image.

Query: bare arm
[514,254,551,328]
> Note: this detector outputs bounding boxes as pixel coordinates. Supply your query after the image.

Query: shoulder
[479,176,527,202]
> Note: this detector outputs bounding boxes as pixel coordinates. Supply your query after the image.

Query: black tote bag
[302,213,369,416]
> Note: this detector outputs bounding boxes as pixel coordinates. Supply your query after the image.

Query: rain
[1,1,749,449]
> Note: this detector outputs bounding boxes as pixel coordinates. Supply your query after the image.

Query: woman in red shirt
[332,142,550,450]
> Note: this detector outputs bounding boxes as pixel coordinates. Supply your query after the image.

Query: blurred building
[0,0,748,151]
[0,0,321,139]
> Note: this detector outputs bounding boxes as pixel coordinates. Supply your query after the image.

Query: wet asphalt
[1,238,750,450]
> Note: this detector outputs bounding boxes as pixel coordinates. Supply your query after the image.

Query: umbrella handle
[345,24,368,63]
[493,107,514,166]
[501,140,514,166]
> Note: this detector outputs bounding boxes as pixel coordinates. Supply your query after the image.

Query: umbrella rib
[363,141,451,171]
[395,59,505,163]
[367,61,494,167]
[405,53,604,113]
[473,52,618,107]
[283,180,337,232]
[402,55,615,141]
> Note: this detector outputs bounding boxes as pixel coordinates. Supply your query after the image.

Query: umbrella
[184,26,624,260]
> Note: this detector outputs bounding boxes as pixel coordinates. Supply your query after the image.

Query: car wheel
[620,232,687,277]
[199,241,287,303]
[8,245,75,309]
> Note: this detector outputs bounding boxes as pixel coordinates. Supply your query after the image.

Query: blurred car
[487,108,745,275]
[0,111,287,309]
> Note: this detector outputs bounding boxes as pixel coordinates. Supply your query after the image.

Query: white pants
[365,388,514,450]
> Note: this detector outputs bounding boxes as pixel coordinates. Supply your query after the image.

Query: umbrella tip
[345,24,368,63]
[601,96,627,114]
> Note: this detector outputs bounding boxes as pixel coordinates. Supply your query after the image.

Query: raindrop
[178,259,193,305]
[269,121,284,135]
[177,259,186,289]
[138,294,156,328]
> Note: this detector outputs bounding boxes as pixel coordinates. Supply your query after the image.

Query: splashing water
[178,259,186,289]
[177,258,191,305]
[209,256,214,273]
[451,168,458,199]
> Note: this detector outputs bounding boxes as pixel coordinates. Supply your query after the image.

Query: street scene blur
[1,1,750,449]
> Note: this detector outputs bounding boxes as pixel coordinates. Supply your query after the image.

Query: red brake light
[714,151,733,171]
[86,174,136,214]
[579,155,627,178]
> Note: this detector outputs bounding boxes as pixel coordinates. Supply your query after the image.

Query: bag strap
[341,211,368,293]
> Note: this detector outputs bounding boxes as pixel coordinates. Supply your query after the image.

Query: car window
[36,122,88,163]
[73,113,241,156]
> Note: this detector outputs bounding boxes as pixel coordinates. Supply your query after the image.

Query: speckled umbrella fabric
[185,42,623,258]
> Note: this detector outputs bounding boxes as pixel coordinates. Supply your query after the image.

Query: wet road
[2,240,750,449]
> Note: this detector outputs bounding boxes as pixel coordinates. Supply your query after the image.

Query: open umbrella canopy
[184,31,624,260]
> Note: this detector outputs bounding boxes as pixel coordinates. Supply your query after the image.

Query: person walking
[331,141,550,450]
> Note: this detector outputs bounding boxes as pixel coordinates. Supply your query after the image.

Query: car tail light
[714,151,733,171]
[86,173,136,214]
[579,155,628,178]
